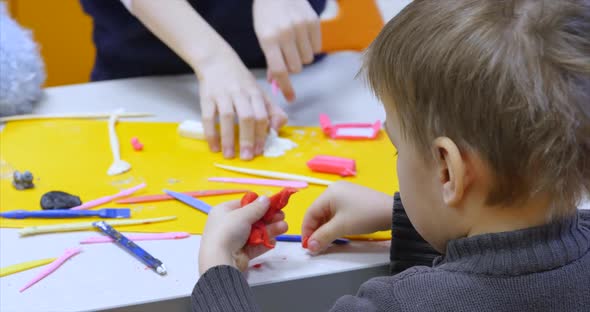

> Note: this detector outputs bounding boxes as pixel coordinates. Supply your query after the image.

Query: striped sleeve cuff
[192,265,260,312]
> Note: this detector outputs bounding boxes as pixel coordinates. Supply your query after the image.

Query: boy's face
[383,102,453,252]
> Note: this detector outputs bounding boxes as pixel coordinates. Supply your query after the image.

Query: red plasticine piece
[240,188,297,249]
[302,236,310,249]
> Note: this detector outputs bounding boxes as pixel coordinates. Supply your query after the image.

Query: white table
[0,52,392,312]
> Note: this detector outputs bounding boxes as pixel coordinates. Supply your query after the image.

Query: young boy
[193,0,590,311]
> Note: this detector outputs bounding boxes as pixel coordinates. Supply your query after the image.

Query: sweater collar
[435,211,590,275]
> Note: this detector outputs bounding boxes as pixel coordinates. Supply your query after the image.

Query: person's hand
[253,0,321,102]
[301,182,394,253]
[199,196,289,274]
[197,52,288,160]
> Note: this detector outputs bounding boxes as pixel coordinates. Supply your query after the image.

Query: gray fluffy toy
[0,3,45,117]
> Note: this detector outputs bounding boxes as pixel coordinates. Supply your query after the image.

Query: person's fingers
[200,97,220,153]
[239,220,288,263]
[308,13,322,53]
[220,200,241,212]
[262,41,295,102]
[236,195,271,224]
[250,92,269,156]
[275,73,296,103]
[267,220,288,237]
[306,216,343,253]
[268,211,285,223]
[294,19,314,65]
[233,250,250,272]
[280,30,303,74]
[233,93,255,160]
[243,243,273,261]
[264,93,288,130]
[301,191,332,239]
[216,95,235,159]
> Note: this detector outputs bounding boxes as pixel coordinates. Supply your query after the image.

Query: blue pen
[276,234,350,245]
[93,221,166,275]
[164,190,212,214]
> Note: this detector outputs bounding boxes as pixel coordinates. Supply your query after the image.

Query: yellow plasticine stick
[0,258,56,277]
[18,216,177,236]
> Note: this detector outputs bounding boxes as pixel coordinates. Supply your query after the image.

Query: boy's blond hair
[365,0,590,216]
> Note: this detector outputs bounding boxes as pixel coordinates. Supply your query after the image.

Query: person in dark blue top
[81,0,327,160]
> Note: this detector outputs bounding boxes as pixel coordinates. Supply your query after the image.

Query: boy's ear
[433,137,467,207]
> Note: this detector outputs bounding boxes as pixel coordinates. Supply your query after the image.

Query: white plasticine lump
[264,129,297,157]
[178,120,205,140]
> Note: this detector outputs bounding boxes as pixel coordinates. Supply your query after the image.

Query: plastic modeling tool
[215,164,333,186]
[164,190,212,214]
[276,234,350,245]
[19,248,81,292]
[208,177,308,189]
[93,221,167,275]
[0,258,56,277]
[116,189,247,204]
[0,208,131,219]
[18,216,177,236]
[107,109,132,175]
[319,114,381,140]
[80,232,190,244]
[71,183,146,210]
[307,155,357,177]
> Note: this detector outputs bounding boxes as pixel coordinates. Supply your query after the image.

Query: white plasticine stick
[208,177,308,189]
[214,164,333,186]
[107,109,131,176]
[18,216,177,236]
[19,248,82,292]
[0,112,153,123]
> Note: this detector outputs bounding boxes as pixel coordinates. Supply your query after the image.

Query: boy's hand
[302,182,394,253]
[253,0,321,102]
[199,197,289,274]
[198,54,288,160]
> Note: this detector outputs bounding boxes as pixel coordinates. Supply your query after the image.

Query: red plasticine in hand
[302,236,310,249]
[240,188,297,249]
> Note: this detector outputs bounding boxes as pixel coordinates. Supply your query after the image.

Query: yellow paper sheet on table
[0,120,398,240]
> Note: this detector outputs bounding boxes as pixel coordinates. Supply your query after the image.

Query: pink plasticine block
[20,248,82,292]
[318,114,381,140]
[80,232,190,244]
[70,183,146,210]
[307,155,357,177]
[131,137,143,151]
[208,177,308,189]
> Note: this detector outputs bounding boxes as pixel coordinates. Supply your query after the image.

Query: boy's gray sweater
[192,194,590,311]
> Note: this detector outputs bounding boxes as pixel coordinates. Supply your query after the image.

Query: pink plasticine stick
[71,183,146,210]
[208,177,308,189]
[20,248,82,292]
[80,232,190,244]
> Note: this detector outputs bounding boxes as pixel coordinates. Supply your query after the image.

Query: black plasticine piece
[40,191,82,210]
[12,170,34,190]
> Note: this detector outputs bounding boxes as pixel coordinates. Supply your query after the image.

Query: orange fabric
[321,0,385,52]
